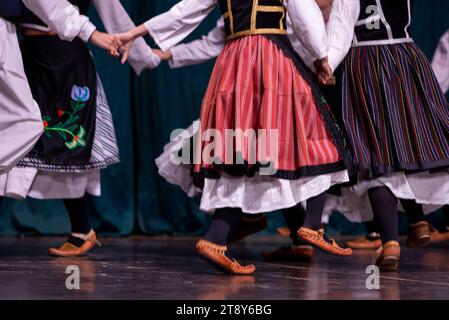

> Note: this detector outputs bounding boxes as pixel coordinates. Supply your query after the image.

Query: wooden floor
[0,236,449,300]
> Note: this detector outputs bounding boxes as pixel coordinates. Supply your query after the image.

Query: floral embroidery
[71,86,90,102]
[43,85,90,150]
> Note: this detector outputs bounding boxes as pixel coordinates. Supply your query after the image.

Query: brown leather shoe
[276,227,291,237]
[430,226,449,244]
[297,227,352,257]
[406,221,431,248]
[228,215,268,243]
[346,234,382,250]
[376,241,401,271]
[262,245,314,261]
[196,239,256,275]
[49,230,101,257]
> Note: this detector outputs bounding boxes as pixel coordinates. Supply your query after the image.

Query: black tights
[204,208,243,246]
[302,193,327,230]
[282,204,306,246]
[281,193,327,245]
[63,197,91,235]
[444,206,449,228]
[368,187,400,243]
[401,199,426,225]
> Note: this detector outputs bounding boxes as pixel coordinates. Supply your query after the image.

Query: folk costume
[327,0,449,271]
[0,0,96,174]
[157,2,345,263]
[0,0,161,257]
[146,0,352,274]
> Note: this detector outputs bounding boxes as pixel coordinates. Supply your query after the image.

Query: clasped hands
[314,57,334,85]
[90,27,159,65]
[91,27,336,85]
[89,30,133,63]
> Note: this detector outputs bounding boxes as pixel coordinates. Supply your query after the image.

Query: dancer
[0,0,119,174]
[154,0,337,262]
[323,0,449,271]
[0,0,161,257]
[120,0,353,275]
[347,27,449,250]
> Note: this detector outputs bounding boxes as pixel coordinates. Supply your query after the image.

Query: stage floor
[0,236,448,300]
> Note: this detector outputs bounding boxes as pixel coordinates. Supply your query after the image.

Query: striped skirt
[342,42,449,177]
[193,35,347,182]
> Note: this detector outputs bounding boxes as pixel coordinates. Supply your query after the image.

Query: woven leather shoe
[196,239,256,275]
[297,227,352,257]
[406,221,431,248]
[49,230,101,257]
[376,241,401,271]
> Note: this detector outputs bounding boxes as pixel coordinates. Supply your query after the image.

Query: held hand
[314,57,333,85]
[153,49,173,61]
[115,25,149,64]
[115,31,137,64]
[89,31,120,58]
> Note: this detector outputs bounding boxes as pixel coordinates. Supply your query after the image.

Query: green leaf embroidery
[43,86,90,151]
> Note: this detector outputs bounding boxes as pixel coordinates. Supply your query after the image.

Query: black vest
[21,0,90,30]
[354,0,414,46]
[219,0,287,41]
[0,0,26,23]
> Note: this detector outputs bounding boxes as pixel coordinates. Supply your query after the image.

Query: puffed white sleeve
[287,0,328,60]
[169,18,226,69]
[327,0,360,72]
[431,30,449,94]
[21,0,97,42]
[144,0,218,52]
[92,0,161,75]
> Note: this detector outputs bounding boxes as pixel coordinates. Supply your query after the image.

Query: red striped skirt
[193,35,345,180]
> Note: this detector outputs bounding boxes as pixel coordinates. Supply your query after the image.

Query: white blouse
[432,29,449,94]
[326,0,360,72]
[145,0,329,61]
[21,0,96,42]
[22,0,160,74]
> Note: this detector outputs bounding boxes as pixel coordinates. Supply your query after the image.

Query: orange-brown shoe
[49,230,101,257]
[276,227,291,237]
[196,239,256,275]
[406,221,431,248]
[346,234,382,250]
[430,227,449,244]
[297,227,352,257]
[376,241,401,271]
[263,245,314,262]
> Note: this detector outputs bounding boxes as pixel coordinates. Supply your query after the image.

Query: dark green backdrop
[0,0,448,236]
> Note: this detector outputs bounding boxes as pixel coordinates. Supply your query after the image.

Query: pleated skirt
[194,35,347,181]
[342,42,449,177]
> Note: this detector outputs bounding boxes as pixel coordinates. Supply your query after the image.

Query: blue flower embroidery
[71,85,90,102]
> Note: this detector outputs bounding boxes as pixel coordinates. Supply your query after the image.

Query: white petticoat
[199,171,349,214]
[335,171,449,223]
[156,121,350,213]
[0,167,100,200]
[155,121,201,197]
